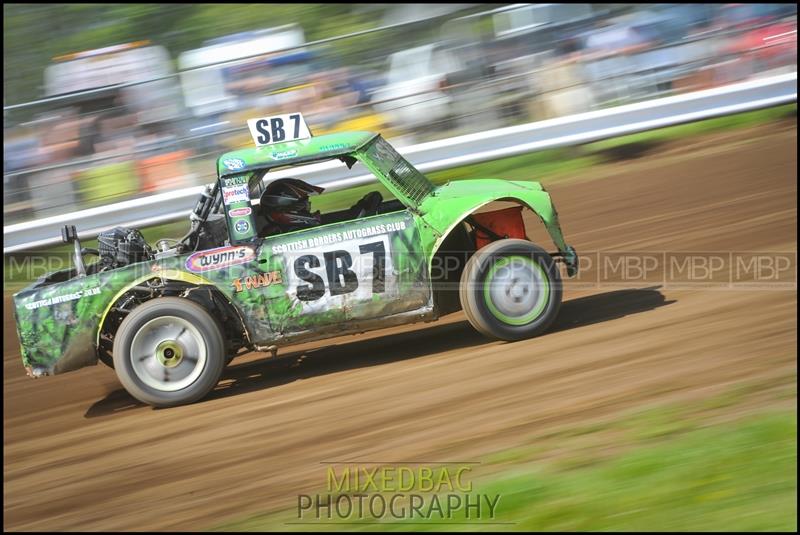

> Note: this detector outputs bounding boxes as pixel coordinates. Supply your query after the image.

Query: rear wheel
[112,297,226,407]
[459,239,562,341]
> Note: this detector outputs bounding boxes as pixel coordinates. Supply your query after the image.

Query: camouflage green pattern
[14,262,162,374]
[13,130,577,377]
[14,211,431,373]
[216,211,431,343]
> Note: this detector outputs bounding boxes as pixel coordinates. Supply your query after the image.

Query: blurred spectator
[327,67,360,107]
[719,3,794,30]
[582,17,650,61]
[579,17,651,105]
[3,124,41,223]
[4,4,797,223]
[305,68,351,130]
[532,38,595,120]
[90,95,138,157]
[23,111,81,217]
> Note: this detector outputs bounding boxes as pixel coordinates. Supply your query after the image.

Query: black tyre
[112,297,226,407]
[459,239,562,341]
[98,349,114,369]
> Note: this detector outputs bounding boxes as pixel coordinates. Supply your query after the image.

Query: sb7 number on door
[294,241,386,302]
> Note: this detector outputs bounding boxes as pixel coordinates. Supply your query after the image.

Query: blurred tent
[380,4,478,26]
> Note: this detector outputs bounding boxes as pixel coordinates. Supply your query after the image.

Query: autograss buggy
[13,113,579,407]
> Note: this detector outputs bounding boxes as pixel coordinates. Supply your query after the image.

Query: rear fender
[418,179,577,273]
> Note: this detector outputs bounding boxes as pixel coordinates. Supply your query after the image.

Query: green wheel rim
[483,255,550,326]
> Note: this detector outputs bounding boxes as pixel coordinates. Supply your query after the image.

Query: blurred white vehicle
[178,24,307,120]
[177,24,314,153]
[373,3,604,135]
[44,41,183,125]
[371,44,463,132]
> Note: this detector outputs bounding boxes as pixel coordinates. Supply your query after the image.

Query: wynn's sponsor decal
[222,185,249,205]
[185,246,255,273]
[232,270,283,293]
[24,287,101,310]
[228,207,252,217]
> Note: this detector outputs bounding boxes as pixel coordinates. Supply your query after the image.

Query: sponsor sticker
[228,207,252,217]
[185,246,255,272]
[232,270,283,293]
[223,175,248,187]
[270,148,298,160]
[319,143,348,152]
[234,219,251,235]
[24,286,101,310]
[270,220,407,254]
[222,185,250,205]
[223,158,246,171]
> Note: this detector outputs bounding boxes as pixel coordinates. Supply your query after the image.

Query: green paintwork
[14,263,161,374]
[13,130,577,377]
[416,179,571,265]
[218,131,377,177]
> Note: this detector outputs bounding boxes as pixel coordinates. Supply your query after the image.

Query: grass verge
[214,385,797,532]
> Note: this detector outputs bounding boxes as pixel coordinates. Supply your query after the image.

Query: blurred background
[3,3,797,224]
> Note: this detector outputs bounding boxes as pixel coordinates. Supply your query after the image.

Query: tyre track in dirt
[3,120,796,531]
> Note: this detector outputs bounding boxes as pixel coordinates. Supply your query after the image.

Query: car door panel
[242,210,430,342]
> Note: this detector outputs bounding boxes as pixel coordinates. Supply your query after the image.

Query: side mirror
[61,224,78,244]
[61,224,86,277]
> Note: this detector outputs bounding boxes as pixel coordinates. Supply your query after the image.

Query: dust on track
[3,119,797,531]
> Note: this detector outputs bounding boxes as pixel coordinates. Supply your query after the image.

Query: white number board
[246,113,311,147]
[282,234,397,315]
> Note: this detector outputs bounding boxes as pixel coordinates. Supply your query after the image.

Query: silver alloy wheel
[460,239,562,342]
[485,256,549,325]
[129,316,207,391]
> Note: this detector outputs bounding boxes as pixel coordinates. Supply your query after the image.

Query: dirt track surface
[4,121,797,531]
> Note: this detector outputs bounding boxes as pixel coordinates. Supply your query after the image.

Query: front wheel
[112,297,226,407]
[459,239,562,341]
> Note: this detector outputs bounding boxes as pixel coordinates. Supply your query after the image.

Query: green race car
[13,113,579,407]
